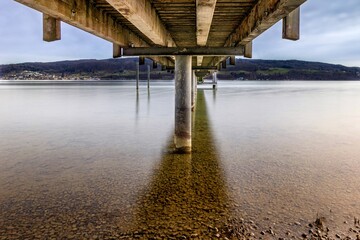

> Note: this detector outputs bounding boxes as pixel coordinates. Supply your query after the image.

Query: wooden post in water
[147,65,151,89]
[213,71,217,89]
[191,70,196,112]
[136,62,139,90]
[174,55,192,153]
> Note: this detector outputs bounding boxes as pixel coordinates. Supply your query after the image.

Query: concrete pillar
[147,65,151,89]
[136,62,139,90]
[174,55,192,153]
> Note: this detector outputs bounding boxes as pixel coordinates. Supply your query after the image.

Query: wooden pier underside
[14,0,307,68]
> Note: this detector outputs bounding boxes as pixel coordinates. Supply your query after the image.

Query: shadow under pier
[122,91,252,239]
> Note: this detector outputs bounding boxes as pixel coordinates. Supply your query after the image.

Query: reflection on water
[123,91,250,239]
[1,81,360,239]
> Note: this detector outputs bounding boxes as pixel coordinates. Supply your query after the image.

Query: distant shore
[1,58,359,81]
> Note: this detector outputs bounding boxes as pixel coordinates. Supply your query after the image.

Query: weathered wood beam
[149,57,174,67]
[225,0,306,47]
[196,0,217,46]
[43,13,61,42]
[15,0,145,47]
[165,66,218,70]
[113,43,122,58]
[283,7,300,40]
[123,47,244,56]
[244,41,252,58]
[211,0,306,66]
[104,0,176,47]
[15,0,173,67]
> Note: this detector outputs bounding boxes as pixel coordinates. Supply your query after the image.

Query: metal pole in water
[136,62,140,90]
[174,55,192,153]
[147,65,150,89]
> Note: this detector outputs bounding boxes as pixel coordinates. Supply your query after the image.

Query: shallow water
[0,80,360,239]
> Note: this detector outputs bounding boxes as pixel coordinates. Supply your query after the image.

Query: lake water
[0,80,360,239]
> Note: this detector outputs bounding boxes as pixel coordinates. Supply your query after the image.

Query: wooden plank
[196,0,217,46]
[244,41,252,58]
[123,47,244,56]
[15,0,144,47]
[225,0,306,47]
[283,7,300,40]
[43,13,61,42]
[211,0,306,66]
[104,0,176,47]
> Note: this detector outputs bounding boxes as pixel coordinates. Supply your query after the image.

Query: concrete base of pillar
[173,137,192,154]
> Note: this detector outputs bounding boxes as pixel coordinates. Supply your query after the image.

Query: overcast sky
[0,0,359,67]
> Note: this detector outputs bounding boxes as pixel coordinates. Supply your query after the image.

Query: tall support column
[174,55,192,153]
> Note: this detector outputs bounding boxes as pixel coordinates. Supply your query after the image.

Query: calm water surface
[0,80,360,239]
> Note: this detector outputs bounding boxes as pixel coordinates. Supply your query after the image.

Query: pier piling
[147,65,150,89]
[136,62,139,90]
[174,55,192,153]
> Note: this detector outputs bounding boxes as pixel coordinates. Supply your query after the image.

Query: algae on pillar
[174,55,192,153]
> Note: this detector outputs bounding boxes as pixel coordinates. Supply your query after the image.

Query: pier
[14,0,307,152]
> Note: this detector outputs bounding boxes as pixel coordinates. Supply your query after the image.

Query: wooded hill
[1,58,359,80]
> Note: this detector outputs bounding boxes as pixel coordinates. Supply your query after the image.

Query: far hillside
[0,58,359,80]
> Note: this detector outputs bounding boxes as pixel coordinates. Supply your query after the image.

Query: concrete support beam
[225,0,306,47]
[43,13,60,42]
[123,47,244,57]
[244,41,253,58]
[174,55,192,153]
[15,0,173,67]
[211,0,306,66]
[196,0,217,46]
[15,0,143,47]
[104,0,175,47]
[283,7,300,40]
